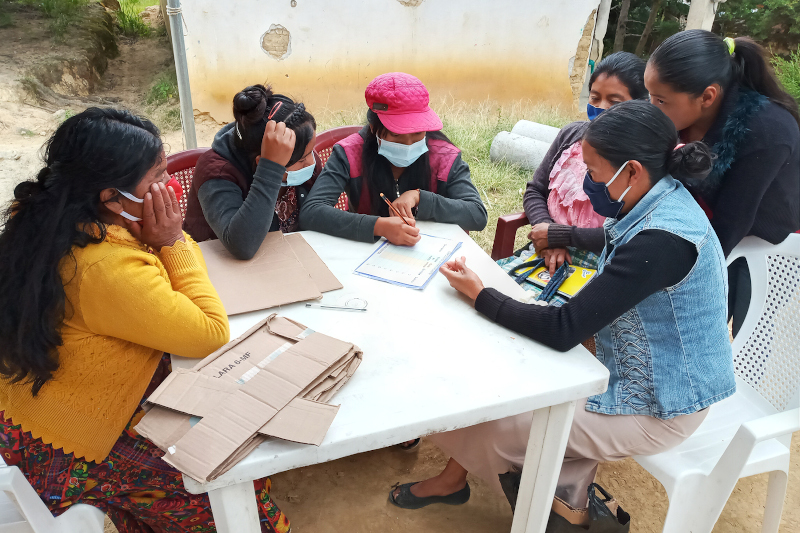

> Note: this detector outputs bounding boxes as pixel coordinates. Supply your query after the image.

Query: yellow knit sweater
[0,226,230,462]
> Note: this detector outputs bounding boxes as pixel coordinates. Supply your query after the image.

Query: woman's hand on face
[540,247,571,275]
[374,216,420,246]
[528,222,550,253]
[124,182,185,250]
[260,120,296,167]
[391,189,420,220]
[439,256,484,302]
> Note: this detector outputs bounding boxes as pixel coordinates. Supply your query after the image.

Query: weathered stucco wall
[182,0,606,122]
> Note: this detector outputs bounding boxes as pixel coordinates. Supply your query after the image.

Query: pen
[380,193,412,226]
[305,303,368,312]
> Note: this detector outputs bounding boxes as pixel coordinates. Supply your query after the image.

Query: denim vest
[586,176,736,419]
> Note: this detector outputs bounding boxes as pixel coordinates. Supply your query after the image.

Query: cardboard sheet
[198,232,342,315]
[136,315,361,483]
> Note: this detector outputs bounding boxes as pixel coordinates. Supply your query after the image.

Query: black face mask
[582,161,631,219]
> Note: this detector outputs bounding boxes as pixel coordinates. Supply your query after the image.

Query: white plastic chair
[0,465,104,533]
[634,234,800,533]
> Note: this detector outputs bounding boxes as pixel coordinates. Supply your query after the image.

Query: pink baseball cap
[365,72,443,134]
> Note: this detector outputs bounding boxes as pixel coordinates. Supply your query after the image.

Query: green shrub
[773,50,800,104]
[16,0,89,41]
[146,70,178,105]
[117,0,150,37]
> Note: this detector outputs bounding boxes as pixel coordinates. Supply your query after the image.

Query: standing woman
[0,109,289,533]
[300,72,488,245]
[501,52,647,288]
[184,84,318,259]
[645,29,800,334]
[388,102,735,522]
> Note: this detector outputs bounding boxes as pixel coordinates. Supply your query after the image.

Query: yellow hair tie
[724,37,736,56]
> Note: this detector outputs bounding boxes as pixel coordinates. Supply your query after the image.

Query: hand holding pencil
[374,193,420,246]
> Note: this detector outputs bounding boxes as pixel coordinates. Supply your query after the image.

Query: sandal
[388,482,471,510]
[396,438,421,452]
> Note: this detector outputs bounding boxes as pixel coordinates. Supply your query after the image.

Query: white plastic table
[171,221,609,533]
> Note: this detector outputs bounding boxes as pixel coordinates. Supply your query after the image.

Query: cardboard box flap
[285,233,343,293]
[164,326,356,482]
[259,398,339,446]
[138,314,361,482]
[199,232,327,315]
[143,370,237,417]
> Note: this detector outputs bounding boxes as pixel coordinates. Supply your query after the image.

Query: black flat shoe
[388,482,470,510]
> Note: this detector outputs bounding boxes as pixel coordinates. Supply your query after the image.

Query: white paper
[354,234,462,289]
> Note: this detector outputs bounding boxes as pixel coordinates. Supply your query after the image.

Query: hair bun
[232,84,273,125]
[14,179,45,201]
[667,141,714,182]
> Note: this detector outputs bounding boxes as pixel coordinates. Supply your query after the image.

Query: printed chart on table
[354,234,462,289]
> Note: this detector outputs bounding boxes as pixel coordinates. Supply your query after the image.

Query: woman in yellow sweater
[0,108,289,533]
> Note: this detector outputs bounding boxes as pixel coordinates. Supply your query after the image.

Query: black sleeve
[474,230,698,351]
[709,145,792,256]
[547,224,606,254]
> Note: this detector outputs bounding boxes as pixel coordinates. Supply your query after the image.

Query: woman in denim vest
[389,101,736,523]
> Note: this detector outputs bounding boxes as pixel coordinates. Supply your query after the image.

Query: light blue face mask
[376,135,428,168]
[284,153,316,187]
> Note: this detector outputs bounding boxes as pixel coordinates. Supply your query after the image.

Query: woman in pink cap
[300,72,487,244]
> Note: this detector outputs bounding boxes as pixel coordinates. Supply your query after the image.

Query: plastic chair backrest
[166,148,210,220]
[314,125,363,167]
[314,126,362,212]
[0,467,54,533]
[727,234,800,413]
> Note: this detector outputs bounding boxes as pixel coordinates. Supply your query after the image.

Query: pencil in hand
[380,193,412,226]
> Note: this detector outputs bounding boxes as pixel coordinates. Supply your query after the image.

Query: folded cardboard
[136,314,362,483]
[198,231,343,315]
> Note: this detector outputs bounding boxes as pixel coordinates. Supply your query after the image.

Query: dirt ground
[0,11,798,533]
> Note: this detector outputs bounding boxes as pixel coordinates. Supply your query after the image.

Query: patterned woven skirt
[0,354,290,533]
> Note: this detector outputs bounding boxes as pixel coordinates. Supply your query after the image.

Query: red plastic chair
[313,125,363,211]
[491,212,529,260]
[165,125,362,220]
[167,147,210,220]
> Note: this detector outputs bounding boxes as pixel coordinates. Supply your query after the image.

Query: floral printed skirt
[0,354,290,533]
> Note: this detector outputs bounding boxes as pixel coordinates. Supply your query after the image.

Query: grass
[146,69,177,105]
[773,50,800,104]
[0,1,13,27]
[125,0,157,11]
[144,69,181,131]
[15,0,89,41]
[117,0,151,37]
[316,99,575,253]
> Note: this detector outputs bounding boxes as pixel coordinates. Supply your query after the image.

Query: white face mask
[117,189,143,222]
[376,134,428,168]
[284,153,316,187]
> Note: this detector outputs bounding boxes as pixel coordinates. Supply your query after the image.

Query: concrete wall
[181,0,607,122]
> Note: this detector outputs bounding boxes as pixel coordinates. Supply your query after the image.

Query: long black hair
[649,29,800,127]
[584,100,714,184]
[590,51,648,100]
[0,108,163,396]
[362,110,453,216]
[232,84,316,167]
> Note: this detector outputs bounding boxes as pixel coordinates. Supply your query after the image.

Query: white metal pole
[166,0,197,149]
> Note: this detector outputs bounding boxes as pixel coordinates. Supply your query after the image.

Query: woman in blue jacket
[389,102,736,524]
